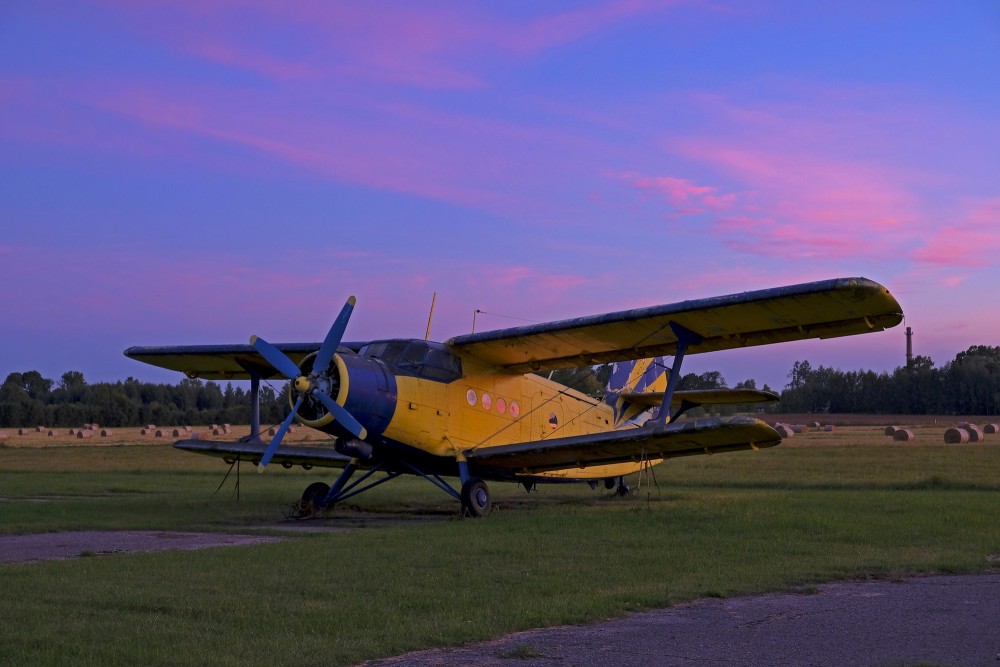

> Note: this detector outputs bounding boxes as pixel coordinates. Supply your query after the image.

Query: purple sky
[2,1,998,391]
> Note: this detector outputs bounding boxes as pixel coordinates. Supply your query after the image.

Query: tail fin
[605,357,668,426]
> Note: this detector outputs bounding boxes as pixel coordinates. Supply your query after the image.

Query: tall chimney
[905,326,913,368]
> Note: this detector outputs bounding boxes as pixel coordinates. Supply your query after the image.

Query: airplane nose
[294,376,311,393]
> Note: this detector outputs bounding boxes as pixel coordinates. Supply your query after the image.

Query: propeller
[251,296,368,472]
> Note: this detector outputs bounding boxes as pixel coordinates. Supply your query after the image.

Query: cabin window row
[465,389,521,418]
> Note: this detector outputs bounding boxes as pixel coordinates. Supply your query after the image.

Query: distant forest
[2,345,998,428]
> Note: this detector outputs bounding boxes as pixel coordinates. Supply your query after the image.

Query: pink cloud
[506,0,683,55]
[627,173,736,212]
[183,39,321,82]
[660,135,922,260]
[478,265,590,294]
[96,1,683,90]
[911,198,1000,268]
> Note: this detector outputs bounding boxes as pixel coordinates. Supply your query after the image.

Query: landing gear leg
[461,478,491,517]
[616,477,631,496]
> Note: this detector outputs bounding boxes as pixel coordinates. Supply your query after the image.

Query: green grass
[1,430,999,666]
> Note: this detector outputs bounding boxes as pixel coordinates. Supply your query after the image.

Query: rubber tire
[461,478,491,517]
[301,481,331,511]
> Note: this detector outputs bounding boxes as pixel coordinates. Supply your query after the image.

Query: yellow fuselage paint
[378,358,660,480]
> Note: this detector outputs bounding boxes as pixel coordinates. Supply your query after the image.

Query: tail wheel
[461,478,491,517]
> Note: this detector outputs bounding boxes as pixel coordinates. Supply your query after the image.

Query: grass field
[1,421,998,666]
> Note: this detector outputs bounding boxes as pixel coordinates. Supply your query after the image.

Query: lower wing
[174,439,353,468]
[465,416,781,475]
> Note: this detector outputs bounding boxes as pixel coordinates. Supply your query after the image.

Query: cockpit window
[360,339,462,383]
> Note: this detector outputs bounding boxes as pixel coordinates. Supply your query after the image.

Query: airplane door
[532,394,564,440]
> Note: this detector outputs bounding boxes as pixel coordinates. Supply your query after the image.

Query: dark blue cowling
[337,353,397,438]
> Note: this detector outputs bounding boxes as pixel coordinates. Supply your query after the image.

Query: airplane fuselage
[292,338,654,482]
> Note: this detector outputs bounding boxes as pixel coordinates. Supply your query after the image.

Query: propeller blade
[258,396,303,472]
[313,390,368,440]
[250,335,302,380]
[312,296,356,376]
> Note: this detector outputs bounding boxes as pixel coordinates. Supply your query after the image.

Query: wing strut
[234,360,263,442]
[650,321,703,425]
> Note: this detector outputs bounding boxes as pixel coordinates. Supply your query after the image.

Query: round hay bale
[76,430,93,439]
[810,421,821,428]
[100,429,113,437]
[212,428,222,436]
[893,429,915,441]
[172,429,183,437]
[210,424,220,431]
[789,424,805,433]
[884,426,899,436]
[823,425,835,432]
[944,428,969,444]
[223,423,231,429]
[775,424,795,438]
[288,426,296,434]
[267,427,277,436]
[48,430,55,437]
[0,431,9,440]
[68,428,76,436]
[36,425,46,432]
[184,426,192,433]
[191,431,203,440]
[984,423,999,434]
[18,428,30,435]
[145,424,156,430]
[155,429,166,438]
[966,424,984,442]
[140,428,150,436]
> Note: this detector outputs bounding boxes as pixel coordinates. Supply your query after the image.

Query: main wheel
[300,481,331,514]
[460,478,491,517]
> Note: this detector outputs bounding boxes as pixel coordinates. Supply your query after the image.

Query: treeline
[0,371,287,428]
[778,345,1000,415]
[2,344,997,428]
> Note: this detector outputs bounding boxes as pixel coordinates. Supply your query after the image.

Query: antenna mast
[424,292,437,341]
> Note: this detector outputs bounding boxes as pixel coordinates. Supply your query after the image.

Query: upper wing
[123,342,363,380]
[448,277,902,373]
[465,416,781,474]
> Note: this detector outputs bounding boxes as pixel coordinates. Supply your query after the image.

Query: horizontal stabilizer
[620,388,780,409]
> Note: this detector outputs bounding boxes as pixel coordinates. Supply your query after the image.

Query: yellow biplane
[125,277,902,516]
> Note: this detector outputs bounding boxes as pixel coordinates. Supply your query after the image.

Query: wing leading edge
[448,277,902,373]
[123,342,364,380]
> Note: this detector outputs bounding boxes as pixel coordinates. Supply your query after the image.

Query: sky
[1,0,998,392]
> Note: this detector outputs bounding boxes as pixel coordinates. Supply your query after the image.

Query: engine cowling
[289,351,397,440]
